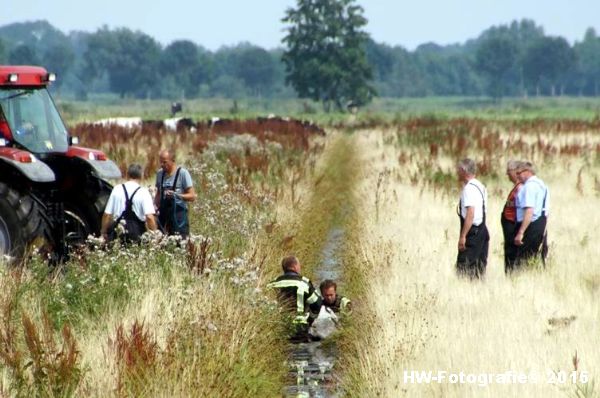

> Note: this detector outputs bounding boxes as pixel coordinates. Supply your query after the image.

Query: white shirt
[516,175,549,222]
[459,178,487,226]
[104,181,155,222]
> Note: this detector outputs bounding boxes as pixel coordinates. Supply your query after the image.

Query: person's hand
[514,232,524,246]
[165,189,175,198]
[458,236,466,251]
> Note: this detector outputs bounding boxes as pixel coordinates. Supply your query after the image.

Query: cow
[142,119,165,130]
[163,117,196,133]
[93,117,142,129]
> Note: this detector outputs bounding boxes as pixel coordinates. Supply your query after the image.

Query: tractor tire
[64,190,110,245]
[0,182,47,262]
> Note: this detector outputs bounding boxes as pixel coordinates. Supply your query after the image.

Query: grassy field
[2,96,600,396]
[338,121,600,397]
[0,120,331,396]
[55,96,600,125]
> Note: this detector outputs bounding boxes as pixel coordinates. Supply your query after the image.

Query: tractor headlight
[7,73,18,83]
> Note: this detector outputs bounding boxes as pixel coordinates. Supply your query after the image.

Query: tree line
[1,17,599,102]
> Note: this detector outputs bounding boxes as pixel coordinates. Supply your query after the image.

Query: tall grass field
[1,98,599,397]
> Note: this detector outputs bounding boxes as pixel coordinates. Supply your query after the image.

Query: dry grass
[72,266,287,397]
[3,116,599,396]
[0,119,328,397]
[340,126,600,397]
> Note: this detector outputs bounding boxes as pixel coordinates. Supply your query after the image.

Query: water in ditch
[283,227,345,398]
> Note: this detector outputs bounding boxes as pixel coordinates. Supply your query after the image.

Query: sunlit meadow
[1,111,599,397]
[340,121,600,397]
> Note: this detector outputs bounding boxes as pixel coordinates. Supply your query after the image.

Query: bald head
[159,149,177,174]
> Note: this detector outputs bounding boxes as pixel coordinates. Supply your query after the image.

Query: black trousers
[514,216,547,269]
[501,216,518,273]
[456,224,489,279]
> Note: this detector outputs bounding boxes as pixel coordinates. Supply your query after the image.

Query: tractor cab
[0,86,69,154]
[0,66,68,154]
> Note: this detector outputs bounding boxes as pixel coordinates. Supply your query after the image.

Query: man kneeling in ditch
[320,279,351,314]
[267,256,322,342]
[307,280,352,340]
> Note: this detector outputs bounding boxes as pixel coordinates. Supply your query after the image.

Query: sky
[1,0,599,50]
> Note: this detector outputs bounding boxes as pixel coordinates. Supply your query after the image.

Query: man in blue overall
[154,149,196,238]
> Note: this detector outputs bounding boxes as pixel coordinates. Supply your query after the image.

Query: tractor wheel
[64,190,110,245]
[0,182,47,262]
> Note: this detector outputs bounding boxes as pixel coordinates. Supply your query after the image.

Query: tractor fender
[0,147,55,182]
[65,146,121,180]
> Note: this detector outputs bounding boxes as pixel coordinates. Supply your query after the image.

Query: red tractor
[0,65,121,262]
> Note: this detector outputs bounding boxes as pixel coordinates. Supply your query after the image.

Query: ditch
[278,133,359,397]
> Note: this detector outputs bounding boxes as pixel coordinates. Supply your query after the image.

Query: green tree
[523,36,575,96]
[365,39,395,82]
[475,19,545,96]
[84,27,161,98]
[8,44,40,65]
[43,43,75,89]
[575,28,600,96]
[475,36,518,99]
[236,46,276,96]
[386,47,427,97]
[282,0,375,111]
[160,40,212,98]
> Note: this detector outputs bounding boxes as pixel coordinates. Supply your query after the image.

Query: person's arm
[101,188,118,239]
[178,169,197,202]
[100,213,113,239]
[458,206,474,251]
[179,186,196,202]
[514,207,533,245]
[141,189,158,230]
[145,214,157,231]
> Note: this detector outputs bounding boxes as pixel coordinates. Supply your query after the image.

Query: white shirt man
[456,158,489,279]
[459,179,487,227]
[101,164,157,241]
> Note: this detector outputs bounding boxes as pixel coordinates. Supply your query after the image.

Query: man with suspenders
[154,149,196,238]
[501,160,523,273]
[456,158,489,279]
[513,161,550,269]
[101,164,157,244]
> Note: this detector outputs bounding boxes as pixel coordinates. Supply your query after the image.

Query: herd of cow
[92,115,326,136]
